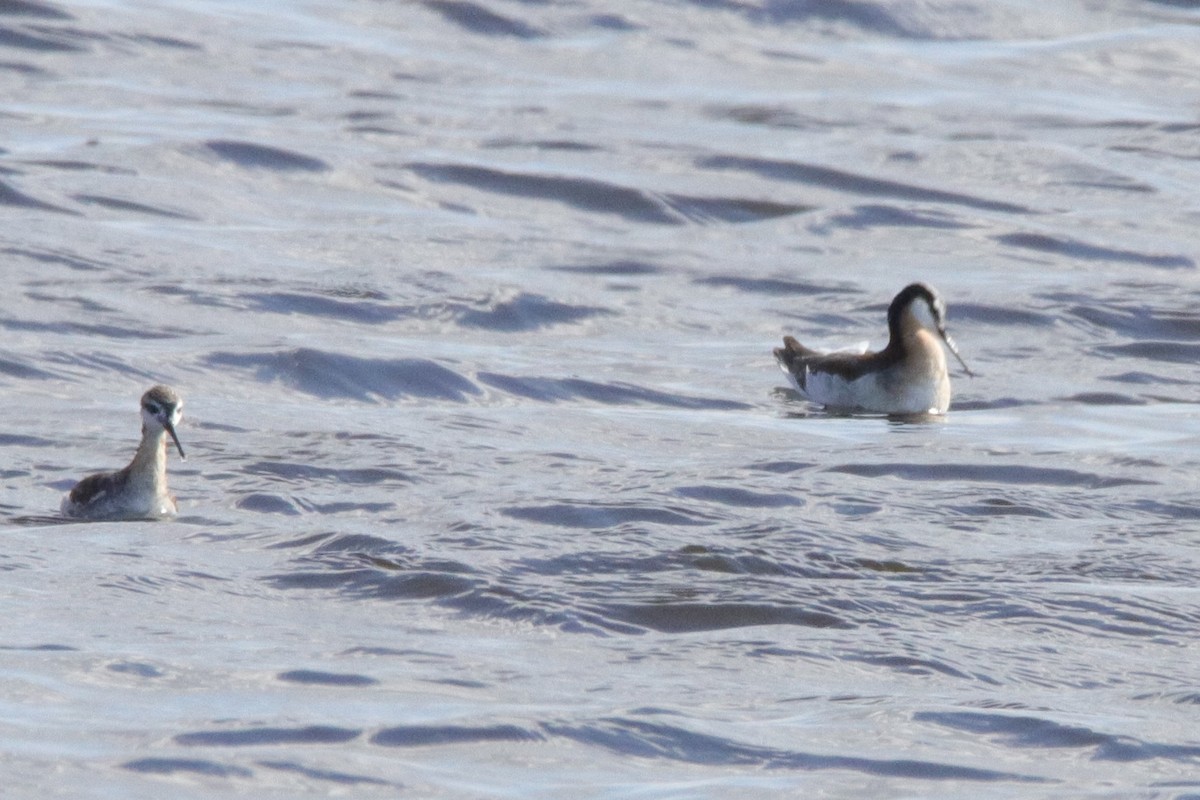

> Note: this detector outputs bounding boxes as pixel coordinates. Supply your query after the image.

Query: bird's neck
[128,425,170,488]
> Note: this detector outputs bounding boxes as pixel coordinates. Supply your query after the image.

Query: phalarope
[61,385,186,520]
[774,282,974,415]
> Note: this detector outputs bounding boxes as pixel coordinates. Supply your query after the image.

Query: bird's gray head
[141,385,186,459]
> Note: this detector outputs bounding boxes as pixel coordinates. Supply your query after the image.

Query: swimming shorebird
[774,282,974,415]
[61,385,186,520]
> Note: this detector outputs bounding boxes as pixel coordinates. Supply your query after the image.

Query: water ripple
[206,348,480,402]
[501,502,714,529]
[697,155,1031,214]
[543,716,1044,781]
[421,0,544,38]
[276,669,379,687]
[204,139,329,172]
[123,757,252,778]
[478,372,751,409]
[406,162,812,224]
[243,291,410,324]
[175,725,361,746]
[916,711,1200,762]
[371,723,541,747]
[0,178,77,214]
[826,462,1154,489]
[995,233,1193,269]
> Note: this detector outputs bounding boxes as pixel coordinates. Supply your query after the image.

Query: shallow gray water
[3,0,1200,796]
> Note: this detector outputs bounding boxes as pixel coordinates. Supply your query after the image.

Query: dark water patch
[408,162,808,225]
[277,669,379,687]
[0,59,46,74]
[748,459,818,474]
[995,233,1193,269]
[266,538,635,634]
[72,193,197,219]
[266,531,337,550]
[426,677,488,689]
[4,317,186,339]
[258,760,392,786]
[949,397,1032,412]
[681,0,913,32]
[244,291,409,324]
[694,275,858,295]
[196,99,296,117]
[244,461,412,486]
[512,543,841,583]
[0,355,56,380]
[917,710,1200,762]
[0,1,73,19]
[1107,370,1195,387]
[176,725,361,747]
[477,372,751,410]
[311,533,405,554]
[206,348,481,402]
[762,0,920,35]
[668,194,814,223]
[950,302,1056,327]
[23,159,134,174]
[827,462,1154,489]
[706,104,831,130]
[123,32,201,50]
[845,652,972,679]
[108,661,163,678]
[0,24,82,51]
[421,0,544,38]
[265,537,481,600]
[549,259,661,276]
[603,602,850,633]
[1042,594,1190,638]
[1069,303,1200,340]
[589,13,639,31]
[856,558,922,574]
[953,498,1056,519]
[1097,341,1200,364]
[1061,177,1154,194]
[544,717,1041,780]
[482,136,602,152]
[679,547,795,576]
[371,723,541,747]
[1126,499,1200,521]
[918,711,1109,749]
[310,500,397,515]
[123,758,252,778]
[673,484,803,508]
[1059,392,1145,406]
[205,139,329,172]
[1132,691,1200,705]
[236,493,300,515]
[0,642,76,651]
[26,290,116,313]
[324,568,463,597]
[698,155,1031,214]
[347,122,406,136]
[295,568,477,599]
[455,292,612,331]
[408,162,682,224]
[502,502,713,529]
[1,245,105,271]
[828,204,972,230]
[0,178,78,213]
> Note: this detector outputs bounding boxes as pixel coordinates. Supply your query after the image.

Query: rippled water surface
[4,0,1200,796]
